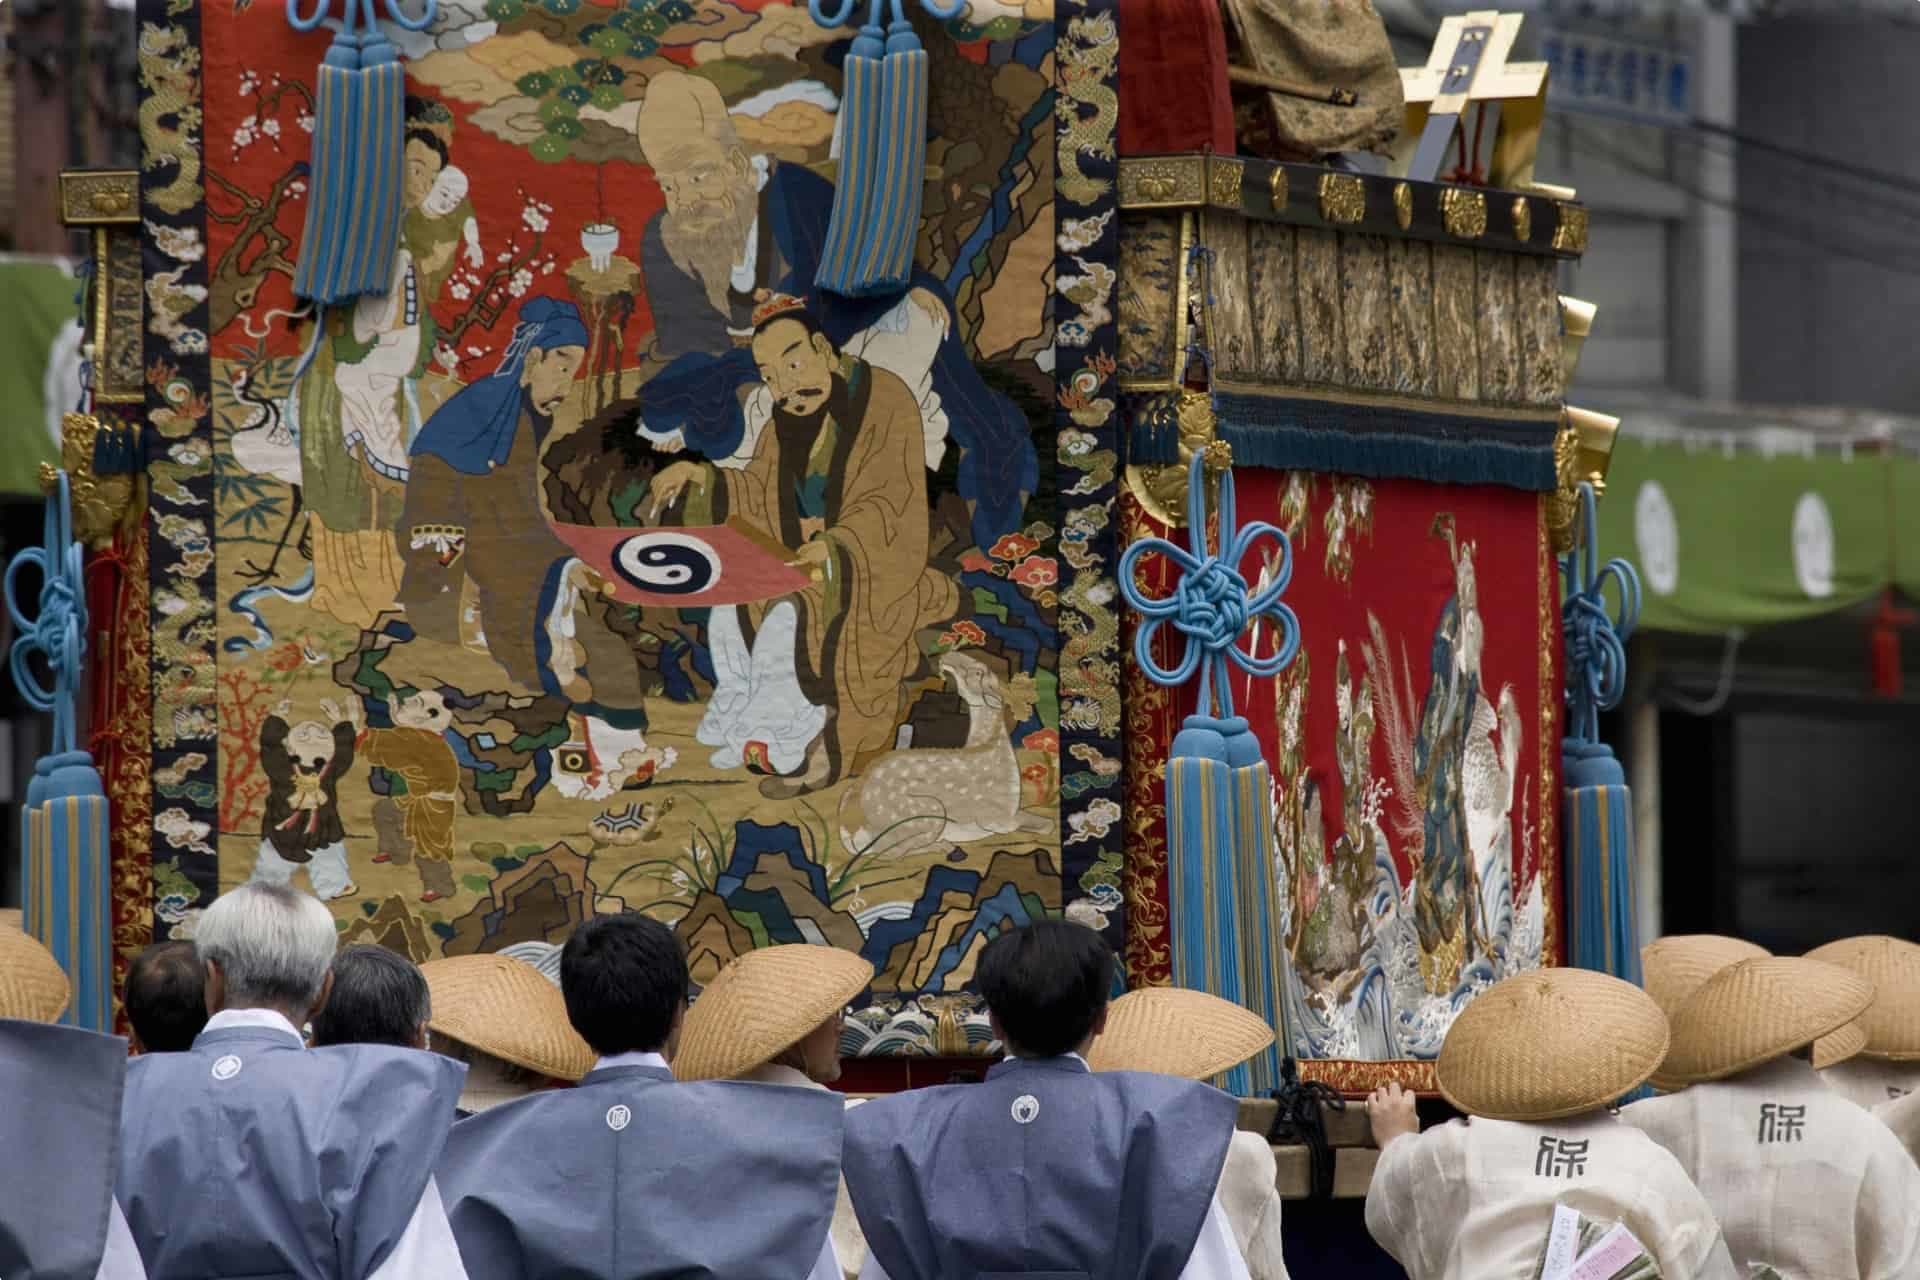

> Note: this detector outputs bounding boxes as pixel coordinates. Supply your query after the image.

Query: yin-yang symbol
[612,531,721,595]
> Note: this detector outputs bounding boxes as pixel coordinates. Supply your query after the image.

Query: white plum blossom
[261,117,281,139]
[297,111,316,133]
[508,268,534,297]
[450,280,472,301]
[522,204,550,233]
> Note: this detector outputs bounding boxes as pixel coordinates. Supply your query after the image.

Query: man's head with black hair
[976,920,1115,1059]
[125,940,207,1053]
[561,913,690,1058]
[309,945,431,1050]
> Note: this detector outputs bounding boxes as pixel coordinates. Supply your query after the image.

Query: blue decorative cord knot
[1119,452,1300,720]
[1561,481,1640,746]
[4,472,88,754]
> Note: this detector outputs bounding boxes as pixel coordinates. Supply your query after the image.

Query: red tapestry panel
[1123,472,1561,1093]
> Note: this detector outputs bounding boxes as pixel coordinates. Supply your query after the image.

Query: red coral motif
[989,532,1040,562]
[265,642,303,673]
[941,619,988,649]
[1009,556,1059,590]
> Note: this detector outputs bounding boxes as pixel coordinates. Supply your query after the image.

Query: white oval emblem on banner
[1791,492,1835,600]
[606,1105,632,1132]
[1634,481,1679,598]
[1010,1094,1040,1125]
[211,1054,243,1081]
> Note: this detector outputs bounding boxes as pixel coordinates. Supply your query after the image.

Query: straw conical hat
[1806,936,1920,1061]
[673,944,873,1083]
[0,923,71,1023]
[1641,934,1860,1070]
[1085,987,1275,1081]
[1811,1018,1868,1070]
[1641,935,1769,1017]
[421,953,596,1082]
[1654,956,1873,1090]
[1437,968,1668,1121]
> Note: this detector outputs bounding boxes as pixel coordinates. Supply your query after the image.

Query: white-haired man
[115,883,469,1278]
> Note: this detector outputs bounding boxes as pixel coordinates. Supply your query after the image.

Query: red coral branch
[217,668,273,832]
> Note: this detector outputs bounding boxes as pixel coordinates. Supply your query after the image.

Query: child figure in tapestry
[351,691,462,904]
[248,699,358,902]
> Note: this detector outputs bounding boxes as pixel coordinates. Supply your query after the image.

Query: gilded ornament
[1511,195,1533,243]
[1269,166,1288,212]
[57,170,140,227]
[1545,421,1581,554]
[1207,158,1244,209]
[1124,390,1220,527]
[1441,187,1487,240]
[1392,181,1413,230]
[58,413,140,550]
[1317,173,1366,225]
[1552,201,1589,253]
[1118,157,1205,208]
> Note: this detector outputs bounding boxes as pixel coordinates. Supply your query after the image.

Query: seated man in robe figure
[649,294,956,797]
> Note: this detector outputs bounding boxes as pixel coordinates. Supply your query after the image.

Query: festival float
[13,0,1639,1251]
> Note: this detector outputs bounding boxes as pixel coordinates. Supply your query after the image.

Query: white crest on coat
[211,1054,243,1081]
[606,1105,632,1132]
[1010,1094,1040,1125]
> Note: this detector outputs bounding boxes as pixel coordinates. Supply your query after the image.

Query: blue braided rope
[286,0,437,32]
[1561,481,1640,745]
[4,473,88,756]
[1118,453,1301,720]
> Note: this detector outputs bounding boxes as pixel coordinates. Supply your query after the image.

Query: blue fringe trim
[91,424,142,476]
[1214,390,1559,491]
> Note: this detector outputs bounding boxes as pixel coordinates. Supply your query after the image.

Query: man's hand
[790,538,831,567]
[1367,1081,1419,1149]
[646,461,704,520]
[907,287,950,341]
[320,699,341,724]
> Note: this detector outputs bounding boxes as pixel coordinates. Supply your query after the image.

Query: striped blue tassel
[289,1,433,304]
[5,473,114,1030]
[1564,745,1640,985]
[1561,483,1644,988]
[811,0,951,296]
[1120,455,1302,1097]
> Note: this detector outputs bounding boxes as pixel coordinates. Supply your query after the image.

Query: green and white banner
[1594,433,1911,634]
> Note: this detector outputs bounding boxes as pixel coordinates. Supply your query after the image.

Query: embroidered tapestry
[1123,474,1561,1092]
[136,0,1098,1054]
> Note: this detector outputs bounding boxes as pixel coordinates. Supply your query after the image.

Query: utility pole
[8,0,93,255]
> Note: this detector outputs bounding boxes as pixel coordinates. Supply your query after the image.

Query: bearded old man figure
[622,69,1035,551]
[649,294,955,797]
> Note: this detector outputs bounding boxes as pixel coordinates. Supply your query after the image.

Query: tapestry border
[1054,0,1126,965]
[138,0,220,940]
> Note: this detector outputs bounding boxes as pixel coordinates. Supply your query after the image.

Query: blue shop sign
[1542,29,1693,126]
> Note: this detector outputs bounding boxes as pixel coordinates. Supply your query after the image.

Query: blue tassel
[4,473,114,1030]
[1560,483,1645,987]
[1126,395,1180,465]
[811,0,955,296]
[1120,455,1301,1095]
[288,0,436,305]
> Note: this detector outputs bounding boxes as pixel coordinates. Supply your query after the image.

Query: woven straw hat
[1654,956,1873,1090]
[1086,987,1274,1081]
[1436,968,1669,1121]
[1641,935,1863,1071]
[673,944,873,1083]
[1642,935,1769,1017]
[0,923,71,1023]
[421,953,596,1082]
[1805,936,1920,1061]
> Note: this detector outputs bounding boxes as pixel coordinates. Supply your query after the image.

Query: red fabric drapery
[1116,0,1236,156]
